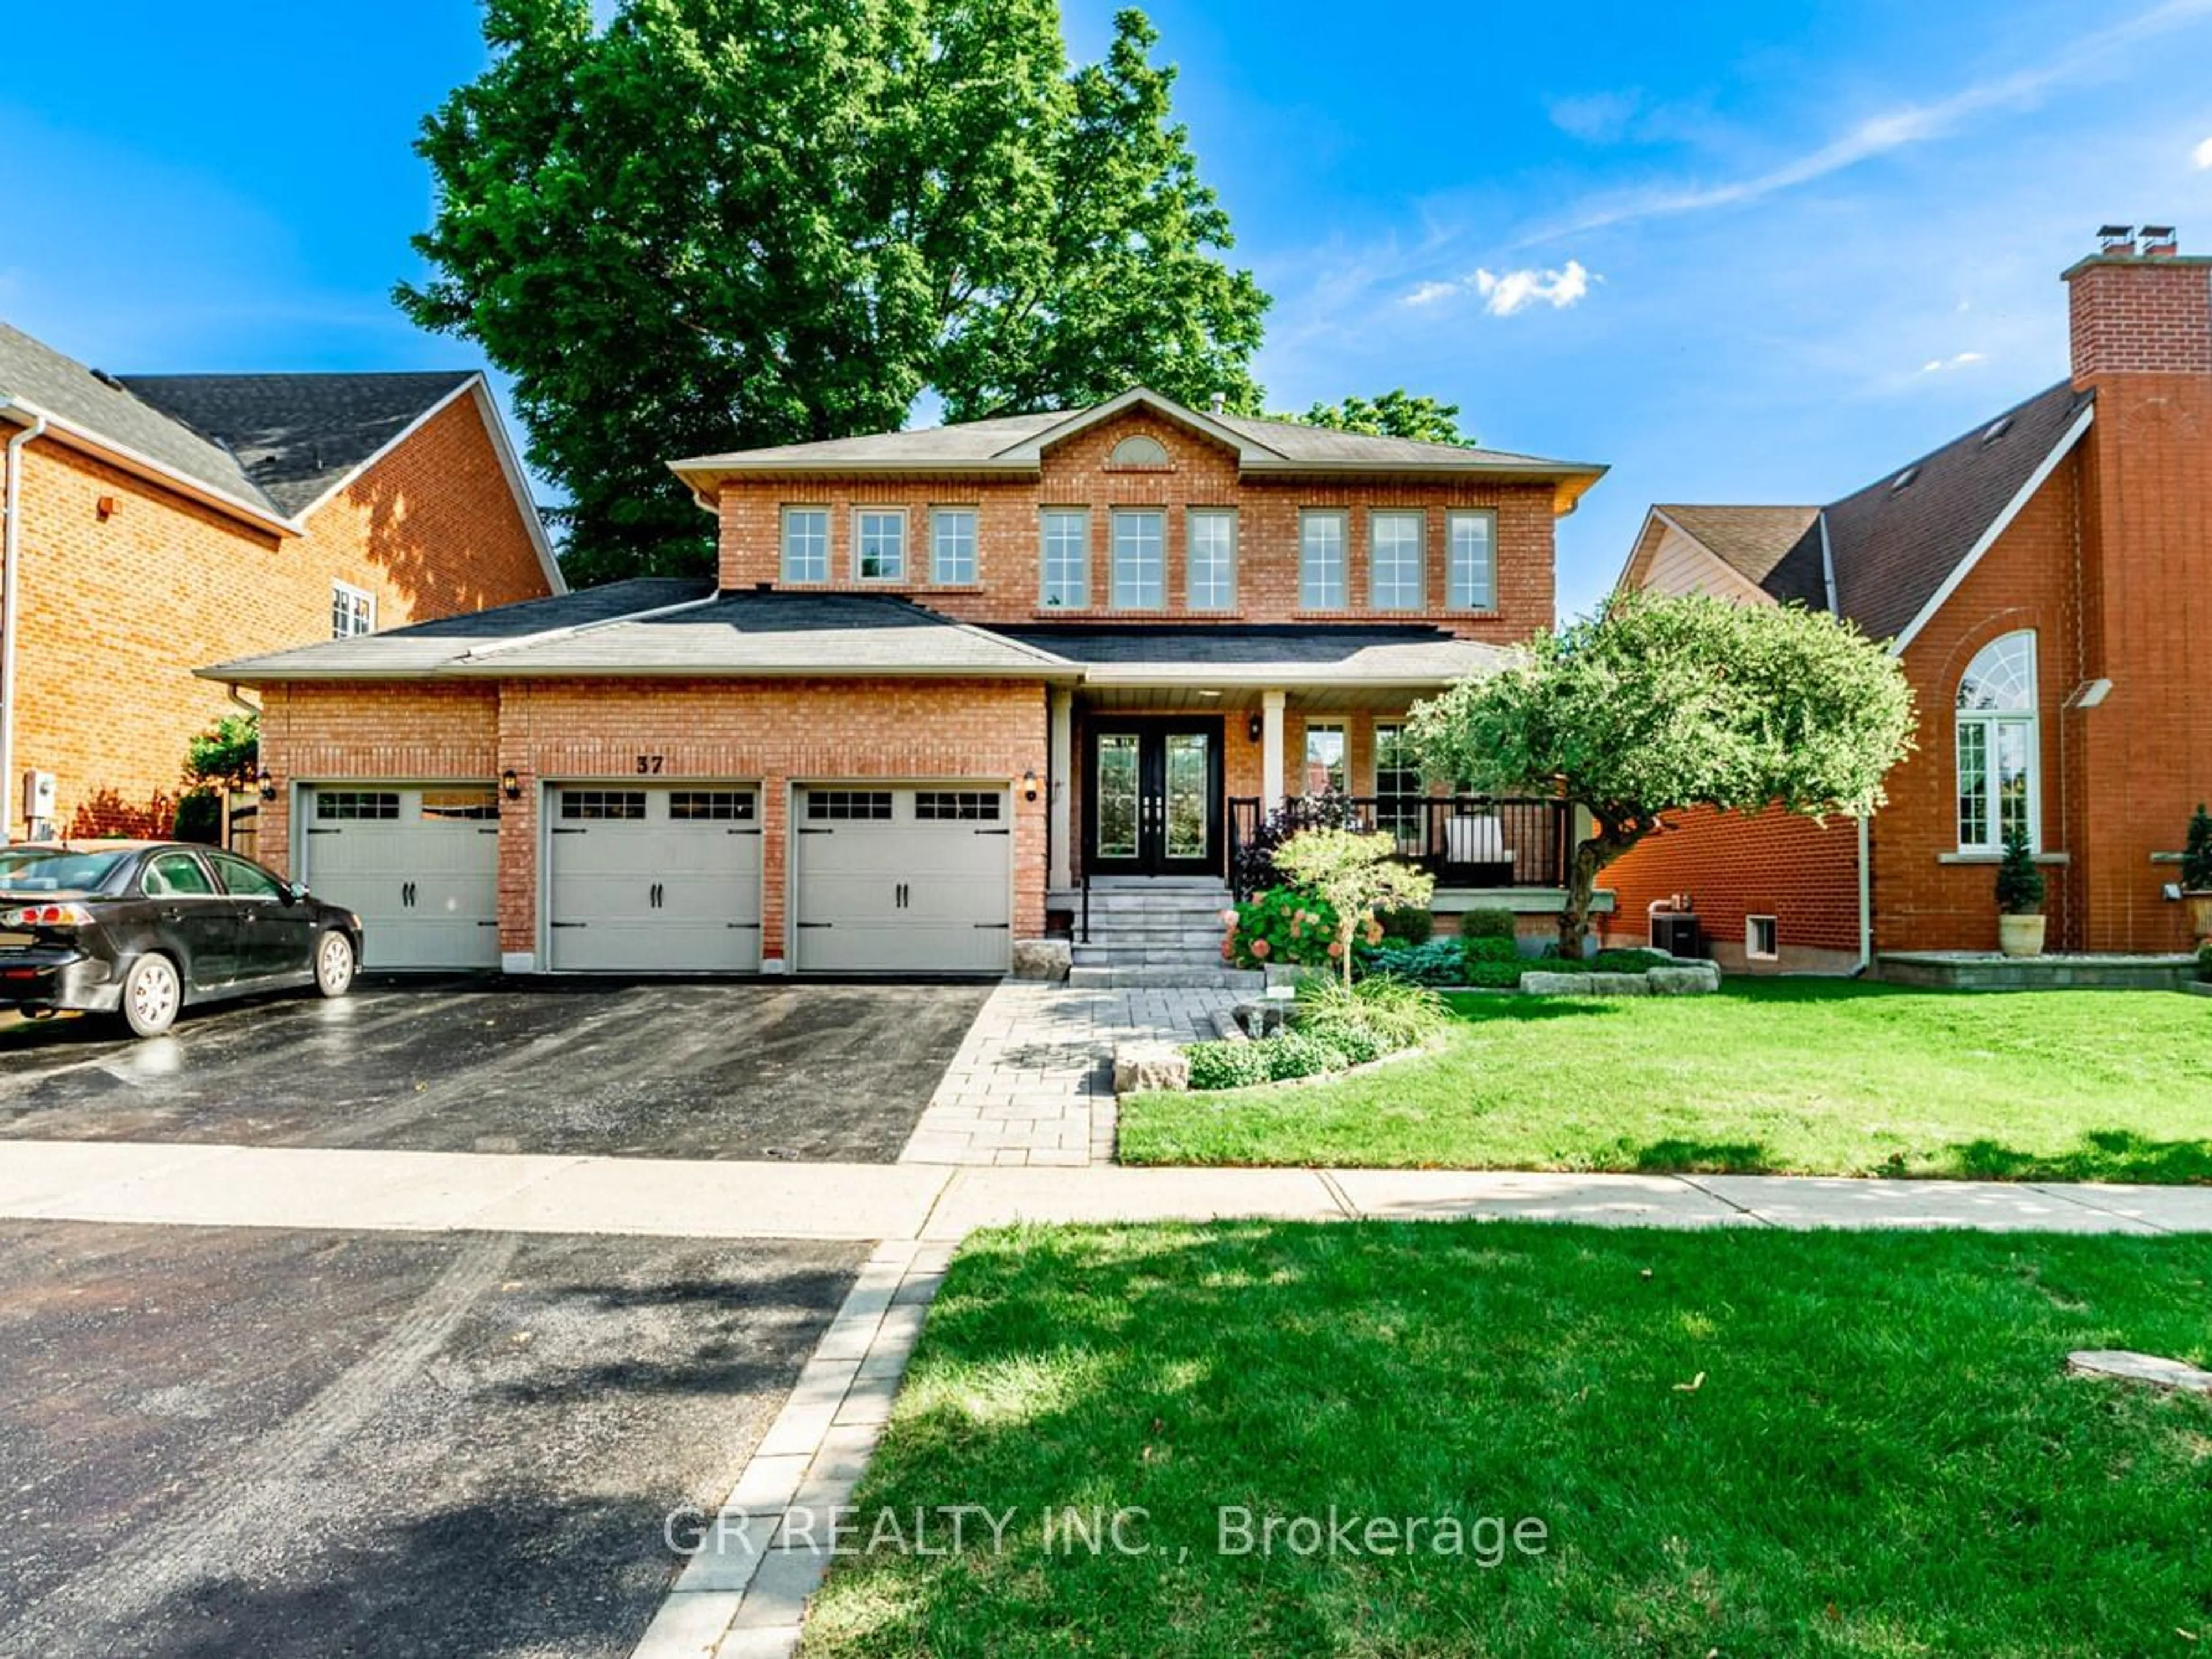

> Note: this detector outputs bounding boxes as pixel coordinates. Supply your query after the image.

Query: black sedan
[0,842,363,1037]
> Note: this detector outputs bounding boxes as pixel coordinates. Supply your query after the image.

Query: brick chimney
[2062,224,2212,385]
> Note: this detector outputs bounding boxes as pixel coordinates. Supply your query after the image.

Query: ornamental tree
[1408,593,1916,955]
[1270,828,1437,987]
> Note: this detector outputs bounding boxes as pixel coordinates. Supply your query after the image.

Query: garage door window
[915,790,1002,821]
[560,790,647,821]
[316,791,400,821]
[670,790,757,821]
[422,790,499,822]
[806,790,894,821]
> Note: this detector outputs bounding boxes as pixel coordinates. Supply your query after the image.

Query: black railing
[1226,794,1571,899]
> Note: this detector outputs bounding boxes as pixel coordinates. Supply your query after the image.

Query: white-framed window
[1186,509,1237,612]
[853,507,907,581]
[1109,434,1170,468]
[1745,915,1779,961]
[1111,508,1165,609]
[1374,722,1425,853]
[781,507,830,583]
[1304,722,1347,795]
[1300,510,1347,609]
[1956,630,2038,853]
[1370,510,1425,611]
[1446,509,1497,611]
[931,507,978,584]
[1040,509,1089,608]
[331,580,375,639]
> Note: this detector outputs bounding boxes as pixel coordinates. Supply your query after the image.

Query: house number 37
[635,755,666,774]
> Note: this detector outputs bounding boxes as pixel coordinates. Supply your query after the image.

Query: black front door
[1085,717,1224,877]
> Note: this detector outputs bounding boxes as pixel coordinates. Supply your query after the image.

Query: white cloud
[1548,90,1642,145]
[1474,260,1593,316]
[2193,134,2212,168]
[1522,0,2212,243]
[1403,280,1459,306]
[1919,351,1988,373]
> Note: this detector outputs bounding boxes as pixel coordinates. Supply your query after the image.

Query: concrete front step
[1073,946,1231,968]
[1067,965,1264,990]
[1074,929,1225,949]
[1074,897,1233,919]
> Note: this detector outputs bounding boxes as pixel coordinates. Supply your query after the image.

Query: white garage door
[546,786,763,972]
[793,786,1011,973]
[301,785,501,970]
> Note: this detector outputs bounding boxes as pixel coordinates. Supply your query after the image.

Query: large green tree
[400,0,1268,584]
[1289,389,1472,445]
[1409,594,1917,953]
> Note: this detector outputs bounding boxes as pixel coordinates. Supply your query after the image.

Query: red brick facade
[1610,245,2212,964]
[4,388,552,839]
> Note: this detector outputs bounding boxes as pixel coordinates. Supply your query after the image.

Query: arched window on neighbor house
[1956,630,2038,854]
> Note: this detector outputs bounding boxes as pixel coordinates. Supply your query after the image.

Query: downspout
[1856,813,1873,975]
[1,403,52,844]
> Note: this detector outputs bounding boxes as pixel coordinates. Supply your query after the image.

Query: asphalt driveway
[0,978,990,1162]
[0,1218,862,1658]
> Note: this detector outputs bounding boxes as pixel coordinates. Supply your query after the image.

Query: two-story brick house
[209,388,1604,976]
[0,322,562,844]
[1604,229,2212,970]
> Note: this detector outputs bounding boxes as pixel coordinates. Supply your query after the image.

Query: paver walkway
[897,983,1237,1166]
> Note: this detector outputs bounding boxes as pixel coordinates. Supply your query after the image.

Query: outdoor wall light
[1247,713,1264,743]
[256,768,276,802]
[501,768,522,801]
[1021,768,1040,802]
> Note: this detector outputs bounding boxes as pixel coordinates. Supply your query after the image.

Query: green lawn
[1118,980,2212,1181]
[802,1222,2212,1657]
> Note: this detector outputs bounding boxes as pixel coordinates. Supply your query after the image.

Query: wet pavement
[0,1218,864,1659]
[0,977,992,1162]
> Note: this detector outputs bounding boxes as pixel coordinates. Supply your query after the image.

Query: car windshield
[0,849,131,893]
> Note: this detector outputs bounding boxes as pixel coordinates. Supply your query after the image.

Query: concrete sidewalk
[2,1138,2207,1238]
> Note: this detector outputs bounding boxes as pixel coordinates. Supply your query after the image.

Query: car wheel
[314,930,357,999]
[120,955,181,1039]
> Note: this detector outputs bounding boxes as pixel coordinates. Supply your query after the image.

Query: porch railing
[1226,795,1571,900]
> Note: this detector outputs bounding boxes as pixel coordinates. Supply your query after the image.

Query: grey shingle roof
[1004,624,1510,683]
[120,370,479,516]
[202,585,1081,682]
[1654,505,1821,588]
[0,322,280,519]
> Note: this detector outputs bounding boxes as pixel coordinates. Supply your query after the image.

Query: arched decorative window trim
[1107,433,1171,470]
[1955,630,2039,854]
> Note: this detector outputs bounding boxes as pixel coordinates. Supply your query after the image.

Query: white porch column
[1048,686,1074,889]
[1260,688,1287,809]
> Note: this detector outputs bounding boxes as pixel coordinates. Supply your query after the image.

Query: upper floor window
[1370,511,1425,612]
[854,508,906,581]
[781,507,830,583]
[1187,509,1237,612]
[331,581,375,639]
[1111,509,1165,609]
[1446,510,1497,611]
[1109,434,1171,468]
[1040,509,1089,608]
[931,507,978,584]
[1956,631,2037,853]
[1300,511,1347,610]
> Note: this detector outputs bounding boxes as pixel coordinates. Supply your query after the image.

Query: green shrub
[1460,908,1518,943]
[1590,947,1672,972]
[2198,943,2212,985]
[1296,972,1449,1050]
[1264,1032,1349,1080]
[1185,1040,1275,1092]
[1224,887,1339,970]
[1995,828,2044,915]
[1373,904,1434,945]
[1363,938,1465,986]
[1324,1025,1386,1065]
[1463,960,1528,990]
[1463,935,1520,965]
[172,789,222,847]
[2184,804,2212,892]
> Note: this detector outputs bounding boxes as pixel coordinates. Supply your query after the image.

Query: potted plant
[1994,827,2046,957]
[2181,803,2212,942]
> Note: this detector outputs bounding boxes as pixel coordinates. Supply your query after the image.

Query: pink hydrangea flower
[1251,937,1271,959]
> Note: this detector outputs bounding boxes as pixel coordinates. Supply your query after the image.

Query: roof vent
[1890,466,1919,491]
[1208,392,1227,417]
[90,368,126,391]
[1980,416,2013,444]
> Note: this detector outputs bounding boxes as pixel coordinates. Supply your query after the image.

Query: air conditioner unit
[1650,912,1700,958]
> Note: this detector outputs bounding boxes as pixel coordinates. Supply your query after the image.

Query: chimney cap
[2096,224,2137,241]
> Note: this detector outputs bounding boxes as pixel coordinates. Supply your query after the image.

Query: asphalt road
[0,977,990,1162]
[0,1218,863,1658]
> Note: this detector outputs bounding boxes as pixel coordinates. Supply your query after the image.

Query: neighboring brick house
[1605,228,2211,970]
[0,322,562,842]
[207,388,1605,975]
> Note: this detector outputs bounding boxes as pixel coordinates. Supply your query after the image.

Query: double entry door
[1085,717,1223,877]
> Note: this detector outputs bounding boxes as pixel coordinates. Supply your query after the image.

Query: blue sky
[6,0,2211,614]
